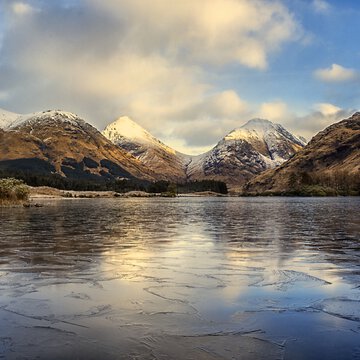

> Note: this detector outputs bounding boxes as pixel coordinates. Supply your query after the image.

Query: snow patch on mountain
[10,110,84,129]
[227,118,306,147]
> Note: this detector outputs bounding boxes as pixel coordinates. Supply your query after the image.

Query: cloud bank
[314,64,359,83]
[257,101,355,142]
[0,1,357,153]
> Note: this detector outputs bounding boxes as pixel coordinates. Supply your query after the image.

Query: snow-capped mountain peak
[102,116,192,181]
[225,118,305,147]
[103,116,153,143]
[242,118,275,130]
[12,110,84,129]
[0,109,83,130]
[225,119,277,141]
[102,116,176,155]
[187,117,306,185]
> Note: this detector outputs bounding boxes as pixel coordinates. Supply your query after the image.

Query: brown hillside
[243,112,360,194]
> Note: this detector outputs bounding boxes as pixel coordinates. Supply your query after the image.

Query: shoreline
[20,186,360,202]
[29,186,229,200]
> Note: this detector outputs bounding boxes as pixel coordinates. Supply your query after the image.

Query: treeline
[147,180,228,194]
[177,180,228,194]
[0,170,228,194]
[0,169,147,192]
[287,170,360,196]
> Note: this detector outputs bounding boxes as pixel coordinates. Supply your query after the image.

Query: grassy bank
[242,184,360,197]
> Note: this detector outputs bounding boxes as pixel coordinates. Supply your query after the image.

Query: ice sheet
[0,197,359,359]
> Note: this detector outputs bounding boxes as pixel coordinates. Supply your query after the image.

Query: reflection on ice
[0,197,359,359]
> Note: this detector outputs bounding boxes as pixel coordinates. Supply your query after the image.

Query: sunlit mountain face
[244,112,360,195]
[0,110,156,181]
[102,116,190,182]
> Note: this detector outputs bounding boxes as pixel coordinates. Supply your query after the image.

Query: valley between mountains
[0,108,359,194]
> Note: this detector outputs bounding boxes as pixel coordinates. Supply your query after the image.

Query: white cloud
[1,0,299,152]
[0,1,329,154]
[208,91,248,117]
[87,0,302,69]
[178,90,249,122]
[11,2,34,16]
[162,137,217,156]
[276,103,354,141]
[244,99,355,143]
[314,64,359,82]
[166,100,354,152]
[151,90,250,152]
[312,0,331,13]
[258,101,289,121]
[315,103,341,116]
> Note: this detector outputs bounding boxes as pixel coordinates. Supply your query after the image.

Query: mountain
[243,113,360,194]
[186,119,306,185]
[102,117,305,186]
[0,110,155,181]
[102,116,190,182]
[1,109,307,187]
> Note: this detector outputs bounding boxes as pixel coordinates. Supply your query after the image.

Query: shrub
[165,183,177,197]
[300,185,337,197]
[0,178,30,203]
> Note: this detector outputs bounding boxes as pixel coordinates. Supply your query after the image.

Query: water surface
[0,197,359,359]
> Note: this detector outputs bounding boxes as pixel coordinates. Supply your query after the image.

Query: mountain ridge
[0,107,328,187]
[101,114,306,185]
[0,110,156,182]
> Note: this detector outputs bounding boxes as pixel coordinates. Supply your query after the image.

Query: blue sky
[0,0,359,154]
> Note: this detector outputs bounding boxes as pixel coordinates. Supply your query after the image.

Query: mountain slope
[102,116,190,181]
[243,112,360,194]
[187,119,305,185]
[0,110,156,181]
[0,108,24,129]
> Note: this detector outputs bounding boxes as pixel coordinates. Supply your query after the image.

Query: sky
[0,0,359,154]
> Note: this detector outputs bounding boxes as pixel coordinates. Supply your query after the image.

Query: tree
[166,183,177,197]
[287,172,298,191]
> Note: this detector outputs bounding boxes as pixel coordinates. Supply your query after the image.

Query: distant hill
[243,112,360,195]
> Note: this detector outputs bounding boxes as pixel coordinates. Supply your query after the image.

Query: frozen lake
[0,197,360,359]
